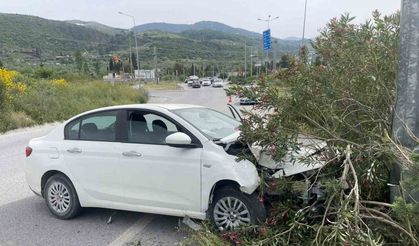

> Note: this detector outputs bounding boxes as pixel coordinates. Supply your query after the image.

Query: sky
[2,0,400,38]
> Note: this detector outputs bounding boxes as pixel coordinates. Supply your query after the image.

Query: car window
[172,108,240,140]
[65,119,80,140]
[127,110,179,145]
[79,111,117,141]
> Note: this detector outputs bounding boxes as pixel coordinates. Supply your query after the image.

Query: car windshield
[172,107,240,140]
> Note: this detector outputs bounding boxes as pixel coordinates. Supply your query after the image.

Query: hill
[0,13,301,70]
[133,21,260,38]
[0,13,111,59]
[65,20,125,35]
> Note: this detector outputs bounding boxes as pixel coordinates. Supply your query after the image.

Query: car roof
[82,104,206,115]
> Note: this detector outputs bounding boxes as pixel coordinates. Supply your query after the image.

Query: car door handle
[122,151,142,157]
[67,147,82,154]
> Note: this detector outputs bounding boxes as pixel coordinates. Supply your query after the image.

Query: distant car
[192,81,201,88]
[202,80,211,86]
[239,98,257,105]
[239,84,257,105]
[187,80,194,87]
[212,80,224,88]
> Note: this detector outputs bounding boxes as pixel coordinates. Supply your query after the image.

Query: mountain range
[0,13,301,69]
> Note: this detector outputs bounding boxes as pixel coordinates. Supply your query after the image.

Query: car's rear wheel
[209,187,266,230]
[44,174,81,219]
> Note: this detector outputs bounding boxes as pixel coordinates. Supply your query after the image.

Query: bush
[219,11,419,246]
[0,75,147,132]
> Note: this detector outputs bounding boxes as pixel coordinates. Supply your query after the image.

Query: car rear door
[117,109,203,212]
[62,110,125,203]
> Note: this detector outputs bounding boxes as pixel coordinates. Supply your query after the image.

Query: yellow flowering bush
[50,78,68,87]
[0,68,26,100]
[0,68,18,90]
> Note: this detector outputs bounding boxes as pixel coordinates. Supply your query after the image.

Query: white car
[202,80,211,86]
[25,104,266,230]
[212,80,224,88]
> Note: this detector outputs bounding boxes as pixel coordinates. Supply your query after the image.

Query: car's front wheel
[44,174,81,219]
[209,187,266,230]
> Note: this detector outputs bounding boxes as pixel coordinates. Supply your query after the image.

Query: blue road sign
[263,29,272,51]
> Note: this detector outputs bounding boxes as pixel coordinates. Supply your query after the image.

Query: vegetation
[0,13,300,76]
[195,10,419,246]
[0,68,147,132]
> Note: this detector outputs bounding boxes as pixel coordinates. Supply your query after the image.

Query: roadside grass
[141,80,180,90]
[0,79,147,132]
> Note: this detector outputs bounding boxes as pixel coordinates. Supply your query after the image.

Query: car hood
[219,131,327,172]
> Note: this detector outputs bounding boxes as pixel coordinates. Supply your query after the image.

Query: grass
[0,79,147,132]
[141,80,180,90]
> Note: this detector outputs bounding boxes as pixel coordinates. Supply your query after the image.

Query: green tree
[109,58,114,72]
[280,54,290,68]
[94,60,101,78]
[225,11,417,245]
[0,60,3,68]
[74,51,83,72]
[131,53,138,70]
[82,61,89,74]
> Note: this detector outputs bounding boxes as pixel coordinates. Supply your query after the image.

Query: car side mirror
[165,132,194,147]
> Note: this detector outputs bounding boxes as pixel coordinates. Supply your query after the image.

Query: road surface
[0,84,240,246]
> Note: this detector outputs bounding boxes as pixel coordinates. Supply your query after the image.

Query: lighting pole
[118,11,140,79]
[244,41,247,78]
[257,15,279,76]
[300,0,308,52]
[250,46,255,77]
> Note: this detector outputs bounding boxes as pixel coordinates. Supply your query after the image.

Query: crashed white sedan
[25,104,266,229]
[25,104,325,230]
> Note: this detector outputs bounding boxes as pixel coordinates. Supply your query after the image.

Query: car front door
[118,109,202,212]
[62,110,125,203]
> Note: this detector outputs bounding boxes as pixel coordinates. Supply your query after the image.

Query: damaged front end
[216,134,328,204]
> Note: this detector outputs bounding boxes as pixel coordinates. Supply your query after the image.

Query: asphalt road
[0,84,240,246]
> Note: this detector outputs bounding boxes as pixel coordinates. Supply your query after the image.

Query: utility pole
[128,31,133,78]
[118,11,140,79]
[244,41,247,78]
[258,15,279,76]
[250,46,253,77]
[301,0,308,48]
[391,0,419,202]
[153,47,158,84]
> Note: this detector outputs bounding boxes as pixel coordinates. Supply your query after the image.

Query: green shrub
[0,79,147,132]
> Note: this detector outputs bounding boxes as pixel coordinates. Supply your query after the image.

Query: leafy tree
[131,53,138,70]
[74,51,83,72]
[280,54,290,68]
[0,60,3,68]
[109,58,114,72]
[94,60,101,77]
[224,11,418,245]
[82,61,89,74]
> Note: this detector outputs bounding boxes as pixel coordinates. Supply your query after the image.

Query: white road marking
[108,214,155,246]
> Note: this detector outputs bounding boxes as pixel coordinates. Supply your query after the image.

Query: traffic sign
[263,29,272,51]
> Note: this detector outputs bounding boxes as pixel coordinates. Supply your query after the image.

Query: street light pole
[301,0,308,48]
[244,41,247,78]
[257,15,279,76]
[118,11,140,79]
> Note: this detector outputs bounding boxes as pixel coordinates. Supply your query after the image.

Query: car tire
[209,186,266,230]
[44,174,81,219]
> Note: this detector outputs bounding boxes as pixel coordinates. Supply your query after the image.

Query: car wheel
[209,187,266,230]
[44,174,81,219]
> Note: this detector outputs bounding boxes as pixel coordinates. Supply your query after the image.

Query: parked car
[212,79,224,88]
[192,80,201,88]
[187,80,194,87]
[25,104,326,230]
[202,79,211,86]
[239,84,257,105]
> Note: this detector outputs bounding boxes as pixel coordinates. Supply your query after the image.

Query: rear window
[64,110,118,141]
